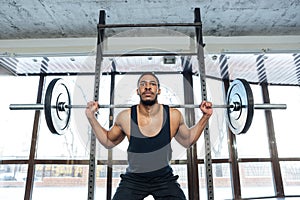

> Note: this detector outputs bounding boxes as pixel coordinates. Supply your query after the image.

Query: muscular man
[86,72,213,200]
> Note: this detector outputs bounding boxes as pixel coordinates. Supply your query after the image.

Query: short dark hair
[137,72,160,88]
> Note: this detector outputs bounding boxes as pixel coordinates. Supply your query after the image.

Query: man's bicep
[175,121,189,139]
[173,111,190,146]
[108,124,125,144]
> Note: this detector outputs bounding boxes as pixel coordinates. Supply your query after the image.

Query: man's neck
[138,102,160,116]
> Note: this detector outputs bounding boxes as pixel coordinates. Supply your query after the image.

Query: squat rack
[88,8,214,200]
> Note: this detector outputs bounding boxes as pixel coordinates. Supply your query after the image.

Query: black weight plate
[44,78,71,135]
[226,79,254,134]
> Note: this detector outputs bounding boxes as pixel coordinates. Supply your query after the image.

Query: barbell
[9,78,286,135]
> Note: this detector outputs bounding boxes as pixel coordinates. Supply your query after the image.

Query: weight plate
[226,79,254,134]
[44,78,71,135]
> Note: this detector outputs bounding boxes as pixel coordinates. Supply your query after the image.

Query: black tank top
[126,104,172,176]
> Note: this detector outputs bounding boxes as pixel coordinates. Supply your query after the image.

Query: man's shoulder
[118,108,131,117]
[169,107,182,118]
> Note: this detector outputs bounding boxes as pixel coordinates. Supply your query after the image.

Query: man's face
[137,74,161,106]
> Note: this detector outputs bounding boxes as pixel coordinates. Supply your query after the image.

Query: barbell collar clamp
[58,102,66,111]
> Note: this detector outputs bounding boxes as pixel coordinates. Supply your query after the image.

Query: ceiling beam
[0,35,299,56]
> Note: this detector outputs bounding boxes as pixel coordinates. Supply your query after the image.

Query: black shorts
[112,171,186,200]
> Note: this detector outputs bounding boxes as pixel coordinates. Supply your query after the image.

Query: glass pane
[280,161,300,195]
[0,76,39,159]
[269,86,300,157]
[240,162,275,198]
[198,164,233,199]
[194,77,229,159]
[0,164,27,200]
[208,79,228,159]
[36,75,111,160]
[213,163,232,199]
[32,165,88,200]
[236,85,270,158]
[198,164,207,199]
[105,27,196,61]
[95,164,109,199]
[74,74,111,161]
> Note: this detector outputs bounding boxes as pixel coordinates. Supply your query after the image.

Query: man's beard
[139,94,158,106]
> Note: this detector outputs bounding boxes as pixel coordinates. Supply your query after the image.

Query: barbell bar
[9,78,287,135]
[9,103,232,110]
[9,103,286,110]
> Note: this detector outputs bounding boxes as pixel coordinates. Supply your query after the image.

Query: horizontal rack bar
[98,22,202,29]
[102,52,197,57]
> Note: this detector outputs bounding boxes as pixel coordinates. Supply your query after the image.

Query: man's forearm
[87,116,114,149]
[189,114,211,147]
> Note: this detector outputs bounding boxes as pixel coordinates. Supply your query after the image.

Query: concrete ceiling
[0,0,299,40]
[0,0,299,85]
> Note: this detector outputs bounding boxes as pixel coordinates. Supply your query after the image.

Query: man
[86,72,213,200]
